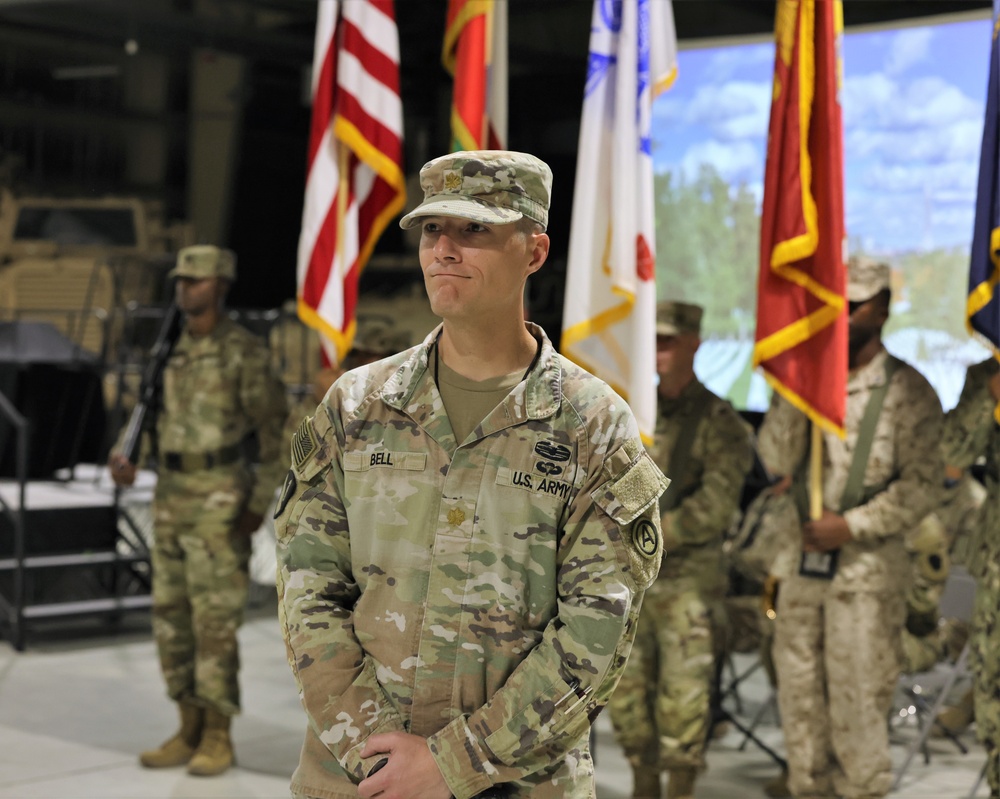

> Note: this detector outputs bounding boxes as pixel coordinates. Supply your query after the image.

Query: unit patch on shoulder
[627,516,663,589]
[632,518,660,560]
[291,416,319,471]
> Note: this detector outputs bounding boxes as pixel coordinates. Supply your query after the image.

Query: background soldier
[275,150,667,799]
[757,256,943,799]
[280,312,412,449]
[108,244,288,776]
[609,301,753,799]
[941,357,1000,798]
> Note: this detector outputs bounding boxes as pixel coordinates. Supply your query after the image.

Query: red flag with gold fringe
[753,0,847,437]
[443,0,507,150]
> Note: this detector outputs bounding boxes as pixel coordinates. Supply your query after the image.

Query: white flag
[560,0,677,444]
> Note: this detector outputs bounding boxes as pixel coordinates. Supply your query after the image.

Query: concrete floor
[0,590,990,799]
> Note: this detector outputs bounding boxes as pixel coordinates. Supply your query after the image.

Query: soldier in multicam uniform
[608,301,753,799]
[109,244,288,776]
[274,150,668,799]
[757,256,943,799]
[941,356,1000,798]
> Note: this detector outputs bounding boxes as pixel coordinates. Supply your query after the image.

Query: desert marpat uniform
[153,316,287,715]
[610,379,752,771]
[275,323,668,799]
[759,347,943,798]
[942,357,1000,795]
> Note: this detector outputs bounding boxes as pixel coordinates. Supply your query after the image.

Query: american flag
[297,0,406,364]
[753,0,847,438]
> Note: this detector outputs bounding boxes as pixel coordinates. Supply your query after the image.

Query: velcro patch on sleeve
[290,411,333,483]
[594,446,669,524]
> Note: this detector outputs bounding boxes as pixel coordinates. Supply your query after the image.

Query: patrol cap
[168,245,237,281]
[655,300,703,336]
[847,255,891,303]
[399,150,552,231]
[352,314,410,356]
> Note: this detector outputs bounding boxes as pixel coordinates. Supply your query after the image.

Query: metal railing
[0,386,28,649]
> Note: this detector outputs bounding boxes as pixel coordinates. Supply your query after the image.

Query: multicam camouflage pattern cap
[847,254,891,302]
[399,150,552,231]
[655,300,703,336]
[352,313,411,356]
[168,244,237,281]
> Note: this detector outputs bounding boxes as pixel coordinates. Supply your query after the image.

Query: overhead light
[124,38,139,56]
[52,65,121,80]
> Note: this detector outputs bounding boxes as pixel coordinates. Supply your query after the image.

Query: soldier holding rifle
[108,245,287,776]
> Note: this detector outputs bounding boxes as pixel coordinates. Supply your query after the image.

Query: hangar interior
[0,1,994,797]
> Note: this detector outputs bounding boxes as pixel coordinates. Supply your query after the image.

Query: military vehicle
[0,189,193,360]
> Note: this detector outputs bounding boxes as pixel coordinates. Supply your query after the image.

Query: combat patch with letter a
[632,518,660,559]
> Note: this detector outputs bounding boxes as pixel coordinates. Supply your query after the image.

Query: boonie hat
[399,150,552,231]
[847,255,890,303]
[168,245,237,281]
[656,301,703,336]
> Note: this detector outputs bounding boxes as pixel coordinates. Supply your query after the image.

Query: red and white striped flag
[297,0,406,364]
[442,0,507,150]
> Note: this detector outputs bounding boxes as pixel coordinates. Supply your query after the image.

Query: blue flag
[969,1,1000,348]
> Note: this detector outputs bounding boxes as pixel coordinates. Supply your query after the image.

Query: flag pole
[809,421,823,520]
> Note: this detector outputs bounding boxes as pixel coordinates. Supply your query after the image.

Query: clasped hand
[802,509,852,552]
[358,732,452,799]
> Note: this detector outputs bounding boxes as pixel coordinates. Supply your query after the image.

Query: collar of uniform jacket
[381,322,562,422]
[848,345,891,393]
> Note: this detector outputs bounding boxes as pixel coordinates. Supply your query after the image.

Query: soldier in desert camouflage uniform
[757,256,943,799]
[609,301,752,799]
[942,357,1000,797]
[275,150,668,799]
[109,244,288,776]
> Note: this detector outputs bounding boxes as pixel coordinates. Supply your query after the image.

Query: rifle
[120,303,182,464]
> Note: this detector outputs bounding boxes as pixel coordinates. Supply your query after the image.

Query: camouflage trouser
[609,575,724,770]
[774,578,905,799]
[152,467,252,717]
[970,578,1000,793]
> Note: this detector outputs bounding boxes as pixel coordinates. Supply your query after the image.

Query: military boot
[187,707,234,776]
[666,767,697,799]
[139,701,204,768]
[631,765,662,799]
